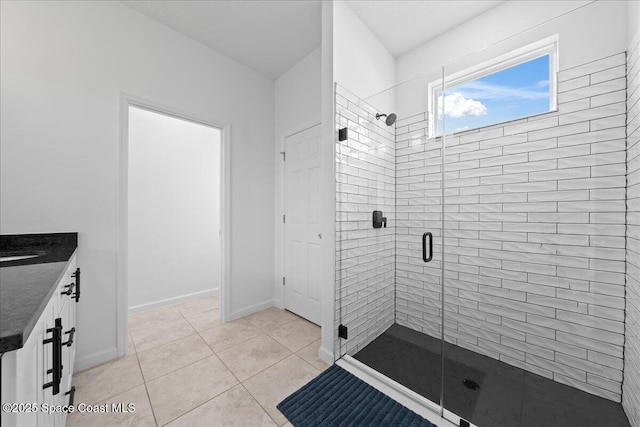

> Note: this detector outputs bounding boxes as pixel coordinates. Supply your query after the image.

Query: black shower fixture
[373,210,387,228]
[375,112,397,126]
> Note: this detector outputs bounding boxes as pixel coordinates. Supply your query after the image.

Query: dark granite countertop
[0,233,78,353]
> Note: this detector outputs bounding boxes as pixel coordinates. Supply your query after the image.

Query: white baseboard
[128,288,219,315]
[229,299,274,320]
[318,345,335,365]
[74,347,119,373]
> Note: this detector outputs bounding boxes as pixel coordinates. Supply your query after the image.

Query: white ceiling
[345,1,505,57]
[121,0,322,80]
[121,1,505,79]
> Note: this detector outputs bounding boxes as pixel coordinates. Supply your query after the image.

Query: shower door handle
[422,232,433,263]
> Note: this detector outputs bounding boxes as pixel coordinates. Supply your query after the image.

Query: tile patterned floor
[68,296,328,426]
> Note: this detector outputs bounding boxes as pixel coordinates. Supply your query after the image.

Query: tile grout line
[204,329,264,353]
[137,300,210,426]
[233,313,325,423]
[133,330,198,355]
[238,352,321,427]
[161,299,258,424]
[106,300,320,427]
[129,332,193,352]
[163,319,280,426]
[239,382,283,426]
[131,301,206,354]
[72,299,220,426]
[202,312,321,425]
[135,349,160,427]
[139,304,192,427]
[70,357,147,407]
[132,300,225,355]
[138,320,216,384]
[217,332,293,382]
[127,325,158,427]
[70,350,152,425]
[141,299,224,426]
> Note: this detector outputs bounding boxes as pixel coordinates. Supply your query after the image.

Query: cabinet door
[58,256,77,426]
[14,317,42,427]
[60,297,70,383]
[59,257,77,376]
[37,303,57,427]
[59,297,75,425]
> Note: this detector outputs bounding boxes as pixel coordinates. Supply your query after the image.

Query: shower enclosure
[334,3,633,427]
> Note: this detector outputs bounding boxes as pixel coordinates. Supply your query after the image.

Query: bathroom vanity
[0,233,79,427]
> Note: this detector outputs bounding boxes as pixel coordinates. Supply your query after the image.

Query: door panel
[284,124,322,325]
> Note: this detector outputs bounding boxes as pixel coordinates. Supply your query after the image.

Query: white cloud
[438,92,487,118]
[456,80,548,101]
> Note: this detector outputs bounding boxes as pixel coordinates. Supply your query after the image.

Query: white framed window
[428,35,559,137]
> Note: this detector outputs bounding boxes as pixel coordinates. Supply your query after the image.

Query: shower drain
[462,379,481,391]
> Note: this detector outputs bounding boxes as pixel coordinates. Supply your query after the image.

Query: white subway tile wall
[624,31,640,427]
[395,52,627,402]
[335,85,396,358]
[335,51,630,403]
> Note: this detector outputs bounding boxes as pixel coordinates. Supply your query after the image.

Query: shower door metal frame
[439,66,447,417]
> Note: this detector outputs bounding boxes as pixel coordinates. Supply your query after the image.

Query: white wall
[319,0,337,364]
[630,0,640,46]
[128,106,221,311]
[395,0,628,118]
[397,1,626,83]
[275,47,322,137]
[333,0,396,101]
[0,1,275,370]
[274,47,322,309]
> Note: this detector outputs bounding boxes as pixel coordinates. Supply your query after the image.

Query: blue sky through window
[437,55,550,134]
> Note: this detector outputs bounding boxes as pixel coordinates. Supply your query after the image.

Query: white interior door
[284,124,322,325]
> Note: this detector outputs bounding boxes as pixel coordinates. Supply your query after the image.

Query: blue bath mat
[277,364,438,427]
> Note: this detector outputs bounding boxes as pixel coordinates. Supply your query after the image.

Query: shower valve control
[373,210,387,229]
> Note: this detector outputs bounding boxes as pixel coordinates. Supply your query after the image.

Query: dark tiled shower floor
[353,324,631,427]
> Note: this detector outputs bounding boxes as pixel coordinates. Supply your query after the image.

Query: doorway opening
[128,105,221,312]
[117,96,230,357]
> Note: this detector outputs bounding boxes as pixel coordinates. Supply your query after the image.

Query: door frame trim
[116,92,232,358]
[275,119,321,312]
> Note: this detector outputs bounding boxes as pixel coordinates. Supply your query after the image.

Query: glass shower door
[379,72,446,411]
[335,69,450,415]
[334,67,448,416]
[335,83,397,361]
[333,2,629,426]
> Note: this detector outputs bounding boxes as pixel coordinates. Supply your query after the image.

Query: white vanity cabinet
[1,253,79,427]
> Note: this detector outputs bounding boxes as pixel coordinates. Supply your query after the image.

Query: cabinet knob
[65,386,76,410]
[63,327,76,347]
[61,282,75,296]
